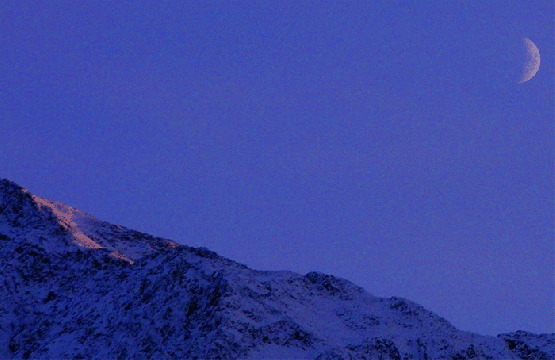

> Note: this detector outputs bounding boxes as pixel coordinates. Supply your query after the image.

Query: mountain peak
[0,178,26,192]
[0,178,51,233]
[0,178,33,206]
[0,179,178,263]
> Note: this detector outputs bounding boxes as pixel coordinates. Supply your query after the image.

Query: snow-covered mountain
[0,179,552,359]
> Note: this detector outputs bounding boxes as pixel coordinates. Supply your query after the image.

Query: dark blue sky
[1,1,553,335]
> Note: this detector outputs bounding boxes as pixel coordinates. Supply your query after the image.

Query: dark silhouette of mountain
[0,179,552,359]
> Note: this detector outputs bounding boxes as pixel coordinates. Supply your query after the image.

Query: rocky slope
[0,179,552,359]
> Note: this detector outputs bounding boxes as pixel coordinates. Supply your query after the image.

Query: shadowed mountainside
[0,179,552,359]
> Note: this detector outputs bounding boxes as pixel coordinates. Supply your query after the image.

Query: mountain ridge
[0,179,552,359]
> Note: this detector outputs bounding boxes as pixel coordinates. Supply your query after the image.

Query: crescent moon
[519,38,540,84]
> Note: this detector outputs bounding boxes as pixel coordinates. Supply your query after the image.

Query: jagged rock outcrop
[0,179,552,359]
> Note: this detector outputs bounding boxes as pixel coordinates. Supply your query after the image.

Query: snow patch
[31,195,102,250]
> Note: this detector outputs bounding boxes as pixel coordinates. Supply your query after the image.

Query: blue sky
[1,1,553,335]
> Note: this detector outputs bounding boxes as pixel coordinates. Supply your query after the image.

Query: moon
[519,38,540,84]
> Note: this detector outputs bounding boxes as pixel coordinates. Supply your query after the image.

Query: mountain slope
[0,179,552,359]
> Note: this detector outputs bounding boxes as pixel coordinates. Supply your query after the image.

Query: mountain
[0,179,552,360]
